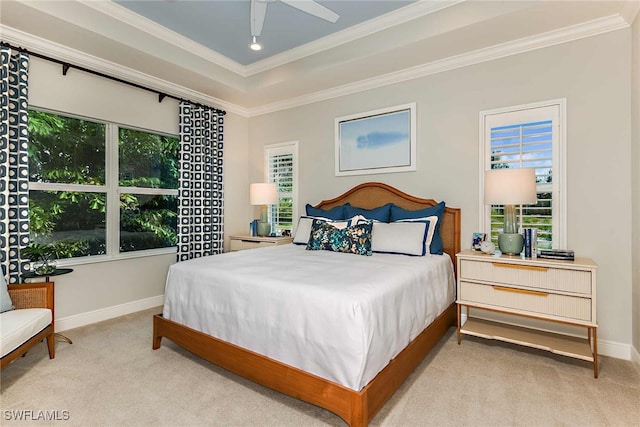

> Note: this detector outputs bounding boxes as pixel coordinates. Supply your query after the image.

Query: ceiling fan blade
[280,0,339,23]
[250,0,268,37]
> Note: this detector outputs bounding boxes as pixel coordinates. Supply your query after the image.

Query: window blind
[482,101,564,250]
[265,142,297,233]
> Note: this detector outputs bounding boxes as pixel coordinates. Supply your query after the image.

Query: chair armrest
[7,282,54,312]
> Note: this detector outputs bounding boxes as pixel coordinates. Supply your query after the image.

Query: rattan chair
[1,282,55,370]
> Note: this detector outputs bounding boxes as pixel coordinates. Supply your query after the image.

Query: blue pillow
[305,203,349,220]
[345,203,392,222]
[390,202,446,254]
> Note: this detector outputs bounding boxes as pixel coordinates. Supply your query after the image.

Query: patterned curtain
[0,48,30,283]
[177,101,224,261]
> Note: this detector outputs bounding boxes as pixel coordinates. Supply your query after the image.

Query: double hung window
[480,100,566,250]
[264,141,298,235]
[28,109,178,261]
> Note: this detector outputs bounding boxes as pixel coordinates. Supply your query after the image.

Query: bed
[153,182,461,426]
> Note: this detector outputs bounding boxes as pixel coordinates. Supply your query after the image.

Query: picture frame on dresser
[472,232,487,251]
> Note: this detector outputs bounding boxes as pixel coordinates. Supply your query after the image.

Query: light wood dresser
[455,249,598,377]
[229,235,293,252]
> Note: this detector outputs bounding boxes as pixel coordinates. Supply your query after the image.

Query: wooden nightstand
[229,235,293,252]
[455,249,598,377]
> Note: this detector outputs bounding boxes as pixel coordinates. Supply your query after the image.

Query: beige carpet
[1,307,639,427]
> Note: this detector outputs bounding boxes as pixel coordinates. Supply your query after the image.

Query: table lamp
[484,168,537,255]
[250,182,278,237]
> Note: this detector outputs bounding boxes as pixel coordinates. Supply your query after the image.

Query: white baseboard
[55,295,164,332]
[598,339,634,360]
[631,345,640,365]
[460,313,633,361]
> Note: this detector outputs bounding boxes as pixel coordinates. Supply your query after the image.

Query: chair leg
[47,333,55,359]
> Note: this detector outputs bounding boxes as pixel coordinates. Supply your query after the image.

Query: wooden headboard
[314,182,461,267]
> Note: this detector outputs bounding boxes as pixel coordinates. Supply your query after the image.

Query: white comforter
[163,244,455,391]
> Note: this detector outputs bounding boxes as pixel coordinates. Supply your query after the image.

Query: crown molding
[619,0,640,25]
[79,0,248,76]
[243,0,464,76]
[6,0,466,82]
[247,13,630,117]
[1,9,631,119]
[84,0,462,78]
[0,25,249,117]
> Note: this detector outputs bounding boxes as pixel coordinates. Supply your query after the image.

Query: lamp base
[498,233,524,255]
[257,221,271,237]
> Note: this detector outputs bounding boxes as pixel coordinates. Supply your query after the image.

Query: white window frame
[478,99,567,249]
[28,108,178,267]
[264,141,298,234]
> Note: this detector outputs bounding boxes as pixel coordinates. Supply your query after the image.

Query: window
[480,100,566,250]
[28,109,178,261]
[265,141,298,235]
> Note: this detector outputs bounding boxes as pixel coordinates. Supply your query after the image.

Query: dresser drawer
[459,259,592,295]
[230,239,275,251]
[459,281,592,322]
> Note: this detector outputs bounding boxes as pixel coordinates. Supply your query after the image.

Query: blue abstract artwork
[336,103,416,176]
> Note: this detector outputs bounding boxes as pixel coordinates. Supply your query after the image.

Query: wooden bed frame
[153,182,461,426]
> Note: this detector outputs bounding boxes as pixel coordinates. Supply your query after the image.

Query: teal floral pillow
[306,219,373,256]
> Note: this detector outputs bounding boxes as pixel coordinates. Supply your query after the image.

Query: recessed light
[249,36,262,51]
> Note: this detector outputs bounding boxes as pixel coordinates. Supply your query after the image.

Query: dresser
[229,235,293,252]
[455,249,598,377]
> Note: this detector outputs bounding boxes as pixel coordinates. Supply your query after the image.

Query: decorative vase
[257,221,271,237]
[498,233,524,255]
[34,259,57,276]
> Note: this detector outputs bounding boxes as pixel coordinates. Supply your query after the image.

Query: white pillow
[348,215,371,225]
[371,221,429,256]
[397,215,438,254]
[292,216,349,245]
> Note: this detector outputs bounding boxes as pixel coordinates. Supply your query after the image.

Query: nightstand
[455,249,598,377]
[229,235,293,252]
[21,268,75,345]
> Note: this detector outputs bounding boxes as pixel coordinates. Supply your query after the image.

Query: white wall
[27,57,249,326]
[22,25,636,356]
[249,30,634,351]
[631,13,640,361]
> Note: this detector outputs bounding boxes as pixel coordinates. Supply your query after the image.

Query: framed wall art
[335,103,416,176]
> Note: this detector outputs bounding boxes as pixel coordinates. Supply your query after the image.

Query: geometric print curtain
[0,48,30,283]
[0,47,30,283]
[176,101,224,261]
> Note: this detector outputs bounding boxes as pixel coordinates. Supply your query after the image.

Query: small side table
[229,235,293,252]
[22,268,74,345]
[22,268,73,283]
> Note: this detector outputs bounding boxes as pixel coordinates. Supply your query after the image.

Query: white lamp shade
[250,183,278,205]
[484,168,537,205]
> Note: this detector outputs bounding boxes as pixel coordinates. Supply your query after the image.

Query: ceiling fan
[249,0,340,51]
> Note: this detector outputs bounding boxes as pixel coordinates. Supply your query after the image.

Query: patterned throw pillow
[306,219,373,256]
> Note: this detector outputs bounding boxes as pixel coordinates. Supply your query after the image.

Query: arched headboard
[314,182,461,268]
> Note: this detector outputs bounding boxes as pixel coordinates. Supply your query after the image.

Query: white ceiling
[0,1,638,116]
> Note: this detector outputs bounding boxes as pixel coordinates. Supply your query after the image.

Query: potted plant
[21,242,58,276]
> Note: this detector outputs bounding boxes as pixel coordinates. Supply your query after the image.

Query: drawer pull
[492,285,549,297]
[492,262,548,272]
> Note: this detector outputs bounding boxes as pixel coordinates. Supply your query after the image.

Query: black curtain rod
[1,42,226,115]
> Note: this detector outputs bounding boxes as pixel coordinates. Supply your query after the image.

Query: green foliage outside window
[27,110,179,259]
